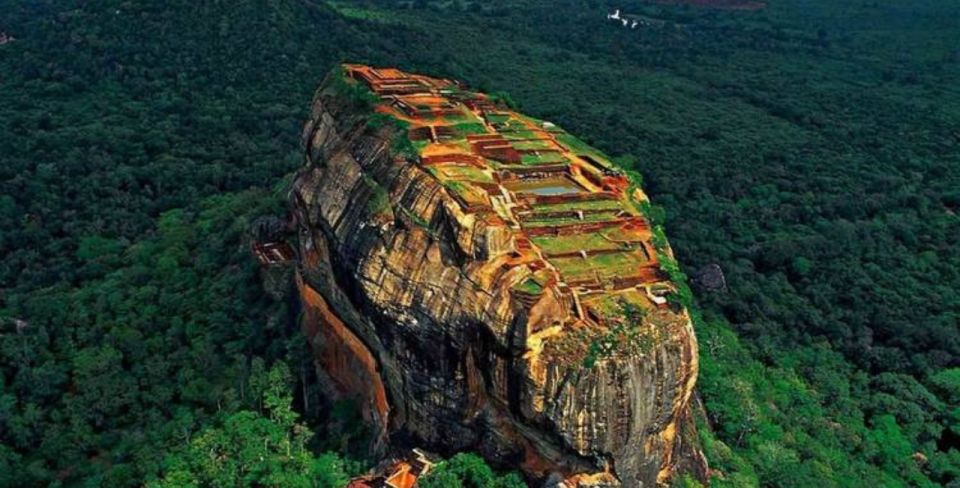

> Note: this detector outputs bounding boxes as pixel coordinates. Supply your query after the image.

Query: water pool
[505,177,584,196]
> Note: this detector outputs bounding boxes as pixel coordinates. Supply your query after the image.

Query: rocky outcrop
[290,67,705,486]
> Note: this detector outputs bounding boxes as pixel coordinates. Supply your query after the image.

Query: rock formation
[291,65,705,486]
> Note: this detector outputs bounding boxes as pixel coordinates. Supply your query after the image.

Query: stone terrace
[344,64,678,334]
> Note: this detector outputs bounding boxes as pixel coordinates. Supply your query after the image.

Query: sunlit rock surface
[291,65,705,486]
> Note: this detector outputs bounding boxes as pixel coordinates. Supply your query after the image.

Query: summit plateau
[291,65,706,487]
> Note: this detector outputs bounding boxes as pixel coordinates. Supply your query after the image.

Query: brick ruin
[344,64,678,334]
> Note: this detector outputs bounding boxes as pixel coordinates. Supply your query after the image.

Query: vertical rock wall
[290,71,706,486]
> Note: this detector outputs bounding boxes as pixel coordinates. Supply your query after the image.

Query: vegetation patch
[434,165,494,183]
[327,2,401,23]
[513,277,544,295]
[333,67,379,112]
[511,139,555,151]
[553,250,648,281]
[362,175,392,217]
[418,452,525,488]
[523,211,620,227]
[502,129,540,140]
[531,231,631,254]
[532,199,623,213]
[453,121,488,136]
[581,298,656,368]
[485,113,511,125]
[651,225,669,251]
[520,152,569,165]
[556,133,613,162]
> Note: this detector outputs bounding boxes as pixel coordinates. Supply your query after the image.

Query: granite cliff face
[291,66,705,486]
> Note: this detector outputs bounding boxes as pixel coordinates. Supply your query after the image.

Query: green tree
[419,453,525,488]
[150,364,348,488]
